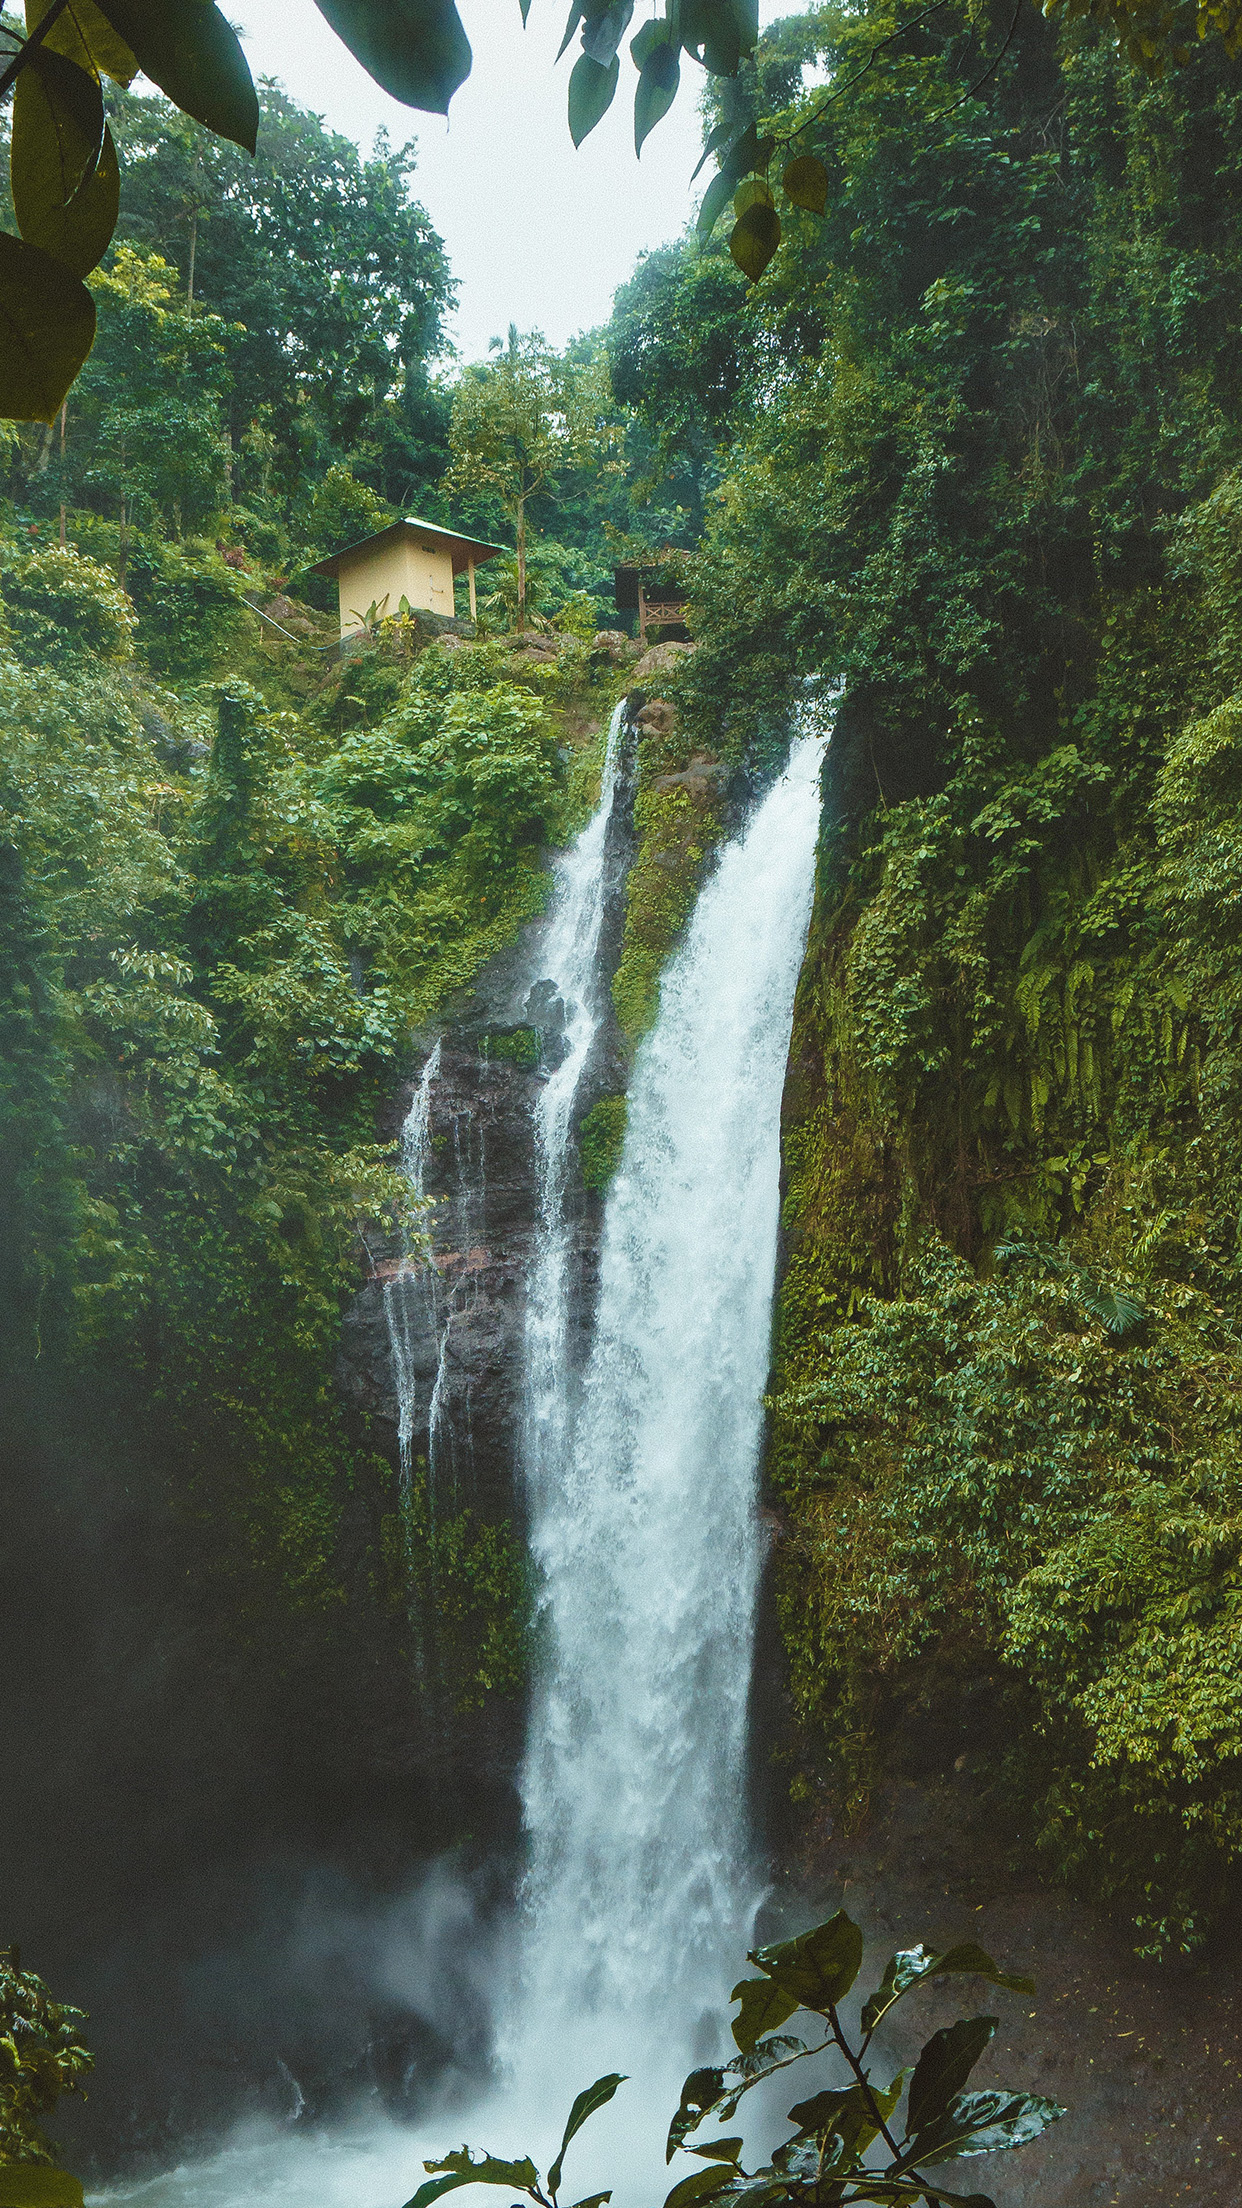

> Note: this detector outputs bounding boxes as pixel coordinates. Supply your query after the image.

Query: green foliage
[447,327,619,631]
[407,1913,1059,2208]
[639,3,1242,1948]
[0,624,572,1765]
[0,1952,92,2167]
[612,714,727,1046]
[482,1025,541,1067]
[578,1094,627,1192]
[0,539,134,661]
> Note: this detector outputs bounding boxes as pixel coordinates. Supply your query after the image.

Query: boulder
[652,751,730,801]
[632,639,694,682]
[589,629,638,664]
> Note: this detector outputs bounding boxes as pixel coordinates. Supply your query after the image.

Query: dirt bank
[766,1774,1242,2205]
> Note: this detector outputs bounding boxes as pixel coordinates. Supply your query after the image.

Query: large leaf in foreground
[312,0,471,113]
[910,2089,1066,2164]
[861,1944,1035,2035]
[93,0,258,149]
[404,2149,542,2208]
[547,2073,627,2199]
[667,2038,808,2158]
[14,121,119,277]
[26,0,136,85]
[748,1912,865,2014]
[0,230,96,420]
[907,2018,996,2139]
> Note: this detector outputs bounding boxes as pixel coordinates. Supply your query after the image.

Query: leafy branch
[403,1914,1064,2208]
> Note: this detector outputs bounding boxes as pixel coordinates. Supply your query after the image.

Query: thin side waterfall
[513,715,825,2101]
[384,1037,443,1497]
[523,699,626,1504]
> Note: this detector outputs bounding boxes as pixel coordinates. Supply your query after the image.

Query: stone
[589,629,638,664]
[652,750,731,801]
[632,639,694,682]
[635,697,677,739]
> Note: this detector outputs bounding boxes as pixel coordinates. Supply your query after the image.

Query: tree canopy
[7,0,1241,422]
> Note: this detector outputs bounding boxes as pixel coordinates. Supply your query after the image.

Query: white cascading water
[384,1037,444,1500]
[523,698,626,1503]
[511,716,825,2122]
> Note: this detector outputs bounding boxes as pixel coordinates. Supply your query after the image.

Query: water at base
[95,710,825,2208]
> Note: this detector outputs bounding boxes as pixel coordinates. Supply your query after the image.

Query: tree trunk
[58,401,67,546]
[516,497,526,634]
[187,214,197,314]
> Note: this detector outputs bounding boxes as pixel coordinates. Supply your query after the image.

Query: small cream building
[310,516,505,638]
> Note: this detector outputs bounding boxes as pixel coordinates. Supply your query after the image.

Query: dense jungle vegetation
[8,0,1242,2156]
[628,1,1242,1956]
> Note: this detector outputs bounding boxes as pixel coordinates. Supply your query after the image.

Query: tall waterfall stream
[102,710,824,2208]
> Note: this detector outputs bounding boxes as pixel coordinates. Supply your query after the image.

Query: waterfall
[94,706,825,2208]
[384,1038,443,1498]
[523,699,626,1506]
[513,713,825,2090]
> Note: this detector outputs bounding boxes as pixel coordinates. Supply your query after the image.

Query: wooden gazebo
[614,563,689,647]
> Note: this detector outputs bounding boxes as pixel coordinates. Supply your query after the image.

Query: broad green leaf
[730,201,781,280]
[91,0,258,149]
[662,2166,739,2208]
[910,2089,1066,2165]
[547,2073,626,2199]
[313,0,471,113]
[668,2066,729,2159]
[406,2148,542,2208]
[403,2177,487,2208]
[786,2085,858,2138]
[907,2018,996,2138]
[582,0,634,68]
[696,165,737,239]
[26,0,135,84]
[0,2173,85,2208]
[680,0,758,74]
[687,2139,743,2164]
[558,1,587,60]
[730,1974,800,2052]
[861,1943,1035,2035]
[789,2074,908,2166]
[0,229,96,421]
[12,49,105,218]
[691,116,736,182]
[422,2150,542,2191]
[733,175,773,216]
[632,23,679,153]
[568,51,619,144]
[749,1913,865,2012]
[14,119,118,276]
[695,123,773,237]
[666,2039,807,2159]
[781,154,827,213]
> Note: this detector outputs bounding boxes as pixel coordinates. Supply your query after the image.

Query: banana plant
[404,1912,1065,2208]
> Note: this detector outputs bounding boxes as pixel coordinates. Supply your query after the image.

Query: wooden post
[638,581,648,646]
[468,557,477,622]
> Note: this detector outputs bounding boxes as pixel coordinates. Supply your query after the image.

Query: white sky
[229,1,784,364]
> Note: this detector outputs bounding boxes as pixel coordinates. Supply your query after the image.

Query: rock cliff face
[337,711,638,1546]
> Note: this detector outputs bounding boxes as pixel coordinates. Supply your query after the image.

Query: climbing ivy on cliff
[617,3,1242,1948]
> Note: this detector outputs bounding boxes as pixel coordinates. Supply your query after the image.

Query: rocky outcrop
[337,713,639,1528]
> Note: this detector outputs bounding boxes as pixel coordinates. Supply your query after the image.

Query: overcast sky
[229,0,729,365]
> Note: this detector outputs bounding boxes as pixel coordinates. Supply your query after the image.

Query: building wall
[336,536,456,635]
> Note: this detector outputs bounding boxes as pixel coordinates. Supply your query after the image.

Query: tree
[446,326,617,632]
[2,0,1236,423]
[109,84,454,512]
[72,243,235,569]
